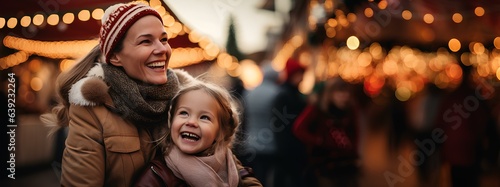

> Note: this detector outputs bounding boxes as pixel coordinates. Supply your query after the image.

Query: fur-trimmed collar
[69,63,106,106]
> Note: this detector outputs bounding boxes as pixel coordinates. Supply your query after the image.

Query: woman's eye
[160,38,168,43]
[139,40,151,44]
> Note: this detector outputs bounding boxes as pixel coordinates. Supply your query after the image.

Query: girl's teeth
[181,132,200,140]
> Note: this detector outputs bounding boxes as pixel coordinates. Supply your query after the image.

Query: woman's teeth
[147,61,165,68]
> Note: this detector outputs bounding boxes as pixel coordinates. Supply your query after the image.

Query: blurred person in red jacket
[434,65,492,187]
[293,77,361,187]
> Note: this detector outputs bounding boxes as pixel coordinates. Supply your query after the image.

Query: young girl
[134,81,259,187]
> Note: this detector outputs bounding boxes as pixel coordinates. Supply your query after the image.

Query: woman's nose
[153,41,168,55]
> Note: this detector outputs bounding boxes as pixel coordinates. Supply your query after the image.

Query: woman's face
[110,15,171,85]
[170,89,221,155]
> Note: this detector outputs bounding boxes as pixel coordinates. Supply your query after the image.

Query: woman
[41,2,259,186]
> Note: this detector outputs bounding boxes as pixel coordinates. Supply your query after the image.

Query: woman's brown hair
[40,45,102,134]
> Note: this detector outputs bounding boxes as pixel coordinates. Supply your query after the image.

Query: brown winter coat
[62,104,156,186]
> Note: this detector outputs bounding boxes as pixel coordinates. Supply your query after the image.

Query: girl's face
[109,15,171,85]
[171,89,221,154]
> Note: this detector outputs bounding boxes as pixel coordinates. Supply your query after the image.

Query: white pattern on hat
[99,3,163,63]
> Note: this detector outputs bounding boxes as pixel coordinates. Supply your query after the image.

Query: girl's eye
[200,115,211,121]
[160,38,168,43]
[178,111,188,116]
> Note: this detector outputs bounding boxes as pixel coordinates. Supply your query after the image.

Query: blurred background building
[1,0,499,186]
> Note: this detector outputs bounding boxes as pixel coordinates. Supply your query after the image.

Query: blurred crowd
[233,58,500,187]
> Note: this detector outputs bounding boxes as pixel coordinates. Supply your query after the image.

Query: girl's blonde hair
[160,81,241,155]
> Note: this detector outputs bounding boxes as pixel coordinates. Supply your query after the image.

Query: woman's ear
[109,53,123,67]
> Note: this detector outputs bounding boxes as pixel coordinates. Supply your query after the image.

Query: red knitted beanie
[285,58,305,79]
[100,3,163,63]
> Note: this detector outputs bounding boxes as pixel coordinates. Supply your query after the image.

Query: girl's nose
[185,117,198,128]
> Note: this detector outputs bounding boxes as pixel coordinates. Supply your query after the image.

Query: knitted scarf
[102,64,180,126]
[164,146,239,187]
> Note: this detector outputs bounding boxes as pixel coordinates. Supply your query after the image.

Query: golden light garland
[3,36,99,59]
[0,0,225,71]
[313,44,500,100]
[0,51,30,70]
[304,1,500,100]
[0,35,222,70]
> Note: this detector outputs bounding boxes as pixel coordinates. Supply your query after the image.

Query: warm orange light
[475,7,485,17]
[357,52,372,67]
[402,10,412,20]
[78,10,90,21]
[460,53,471,66]
[347,36,360,50]
[383,60,398,75]
[33,14,44,26]
[63,13,74,24]
[496,67,500,80]
[171,22,182,34]
[326,27,336,38]
[163,15,175,27]
[217,53,232,68]
[369,43,383,59]
[47,14,59,26]
[494,37,500,49]
[472,42,485,55]
[92,8,104,20]
[60,59,77,72]
[378,0,388,9]
[364,8,374,18]
[0,17,5,29]
[347,13,357,22]
[30,77,44,91]
[290,35,304,47]
[324,0,334,12]
[364,75,384,97]
[204,43,219,58]
[327,18,338,27]
[476,64,489,77]
[29,59,41,72]
[448,38,461,52]
[446,64,462,80]
[20,16,31,27]
[452,13,463,23]
[395,87,411,101]
[155,6,167,16]
[423,14,434,24]
[239,60,263,90]
[7,17,17,28]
